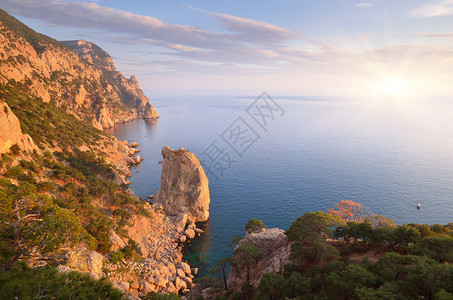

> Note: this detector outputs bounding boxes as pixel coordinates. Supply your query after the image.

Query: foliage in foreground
[218,204,453,300]
[0,262,124,300]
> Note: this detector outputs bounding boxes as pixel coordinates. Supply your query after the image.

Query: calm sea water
[106,96,453,274]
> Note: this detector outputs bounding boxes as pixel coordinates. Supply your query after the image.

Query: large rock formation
[155,146,210,223]
[0,10,158,130]
[61,40,159,122]
[0,101,38,154]
[227,228,292,290]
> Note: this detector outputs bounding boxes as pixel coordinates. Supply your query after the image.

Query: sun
[381,78,407,96]
[378,77,410,98]
[368,75,415,100]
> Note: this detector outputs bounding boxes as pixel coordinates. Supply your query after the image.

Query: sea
[105,95,453,275]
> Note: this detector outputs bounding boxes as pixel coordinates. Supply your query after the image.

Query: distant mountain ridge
[0,9,158,130]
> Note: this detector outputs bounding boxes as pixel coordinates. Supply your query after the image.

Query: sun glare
[371,75,414,100]
[381,78,407,97]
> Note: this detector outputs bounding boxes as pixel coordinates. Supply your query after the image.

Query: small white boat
[417,203,421,209]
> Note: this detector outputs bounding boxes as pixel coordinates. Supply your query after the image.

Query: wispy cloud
[409,0,453,18]
[2,0,453,96]
[188,6,298,46]
[414,33,453,38]
[356,3,374,8]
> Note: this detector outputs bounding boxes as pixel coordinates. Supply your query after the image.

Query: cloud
[414,33,453,38]
[1,0,234,50]
[189,6,298,46]
[409,0,453,18]
[356,3,374,8]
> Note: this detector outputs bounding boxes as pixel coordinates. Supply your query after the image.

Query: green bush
[9,144,20,155]
[0,262,124,299]
[110,250,124,264]
[4,165,23,179]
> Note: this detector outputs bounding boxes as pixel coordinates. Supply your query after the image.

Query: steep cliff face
[227,228,292,290]
[155,146,211,223]
[0,10,158,130]
[61,40,158,121]
[0,101,38,154]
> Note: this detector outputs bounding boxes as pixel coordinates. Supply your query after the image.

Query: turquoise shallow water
[106,95,453,275]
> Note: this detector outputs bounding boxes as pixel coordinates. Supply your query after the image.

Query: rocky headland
[0,9,158,131]
[0,9,208,299]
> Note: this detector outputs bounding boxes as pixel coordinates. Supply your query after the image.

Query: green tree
[232,243,260,283]
[257,273,286,300]
[286,212,343,268]
[409,236,453,263]
[212,257,231,290]
[245,218,265,233]
[0,196,93,270]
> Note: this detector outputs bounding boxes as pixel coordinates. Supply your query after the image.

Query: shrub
[9,144,20,155]
[245,218,265,233]
[0,262,123,299]
[110,251,124,264]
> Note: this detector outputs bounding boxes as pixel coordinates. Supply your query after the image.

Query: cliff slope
[0,9,158,130]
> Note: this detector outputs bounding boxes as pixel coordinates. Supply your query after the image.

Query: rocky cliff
[0,9,158,130]
[227,228,292,290]
[0,101,38,154]
[155,146,211,224]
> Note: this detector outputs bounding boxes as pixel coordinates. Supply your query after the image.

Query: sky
[2,0,453,98]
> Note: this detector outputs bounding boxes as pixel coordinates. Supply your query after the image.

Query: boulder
[65,247,104,279]
[175,276,187,291]
[167,262,176,276]
[176,268,185,278]
[109,229,127,251]
[180,262,191,275]
[154,275,167,288]
[154,146,210,223]
[117,282,130,291]
[166,281,178,294]
[185,228,196,239]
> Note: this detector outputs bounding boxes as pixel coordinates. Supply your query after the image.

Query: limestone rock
[180,235,187,243]
[166,281,178,294]
[66,247,104,279]
[0,101,38,154]
[0,17,158,132]
[176,268,185,279]
[117,282,130,291]
[175,276,187,292]
[109,230,127,252]
[185,228,196,239]
[140,281,156,294]
[155,146,210,223]
[227,228,291,290]
[180,262,191,275]
[155,275,167,288]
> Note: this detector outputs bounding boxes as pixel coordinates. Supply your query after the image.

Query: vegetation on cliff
[202,201,453,300]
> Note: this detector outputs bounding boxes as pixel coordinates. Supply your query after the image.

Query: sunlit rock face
[155,146,210,224]
[0,101,38,154]
[0,19,158,130]
[227,228,292,290]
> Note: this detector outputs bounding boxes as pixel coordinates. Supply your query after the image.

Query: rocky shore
[57,145,210,298]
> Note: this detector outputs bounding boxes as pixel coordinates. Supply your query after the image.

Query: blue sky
[2,0,453,97]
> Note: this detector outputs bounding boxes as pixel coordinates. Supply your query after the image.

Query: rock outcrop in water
[155,146,210,223]
[227,228,291,290]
